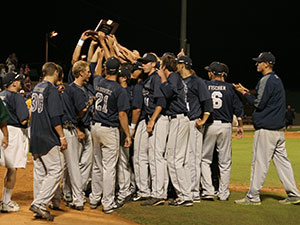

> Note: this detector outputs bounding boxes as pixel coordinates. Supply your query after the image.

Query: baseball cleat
[234,198,261,205]
[1,201,20,213]
[201,195,215,201]
[29,204,54,221]
[279,197,300,205]
[169,198,193,207]
[132,195,149,201]
[140,198,165,206]
[69,203,84,210]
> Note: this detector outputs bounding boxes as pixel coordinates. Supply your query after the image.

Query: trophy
[95,19,119,35]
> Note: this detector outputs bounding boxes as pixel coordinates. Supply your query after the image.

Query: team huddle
[0,30,299,222]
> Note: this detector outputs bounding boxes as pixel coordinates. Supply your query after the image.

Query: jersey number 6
[211,91,223,109]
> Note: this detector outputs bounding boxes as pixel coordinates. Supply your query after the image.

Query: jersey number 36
[31,93,44,113]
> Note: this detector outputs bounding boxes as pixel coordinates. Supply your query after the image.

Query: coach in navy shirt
[234,52,300,205]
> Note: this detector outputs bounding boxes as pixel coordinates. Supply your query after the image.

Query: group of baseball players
[0,30,299,221]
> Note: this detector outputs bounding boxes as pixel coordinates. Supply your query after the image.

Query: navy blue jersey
[93,76,130,127]
[30,81,64,155]
[142,71,166,116]
[183,74,211,120]
[205,80,243,123]
[0,90,29,128]
[160,72,188,116]
[61,82,93,127]
[132,80,145,121]
[125,85,134,123]
[244,72,285,130]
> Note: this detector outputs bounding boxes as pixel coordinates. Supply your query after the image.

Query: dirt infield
[0,159,137,225]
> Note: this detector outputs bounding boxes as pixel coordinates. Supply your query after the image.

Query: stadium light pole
[45,31,58,62]
[180,0,189,56]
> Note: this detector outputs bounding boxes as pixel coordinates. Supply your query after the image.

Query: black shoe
[141,198,165,206]
[169,199,193,207]
[69,204,84,210]
[103,208,115,214]
[89,201,101,209]
[201,195,214,201]
[29,205,54,221]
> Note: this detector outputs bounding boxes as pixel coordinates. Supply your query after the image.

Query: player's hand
[81,30,95,41]
[195,119,205,128]
[1,136,8,149]
[146,120,155,135]
[124,136,132,148]
[60,138,67,151]
[97,31,106,42]
[77,129,86,142]
[177,48,185,58]
[236,127,243,139]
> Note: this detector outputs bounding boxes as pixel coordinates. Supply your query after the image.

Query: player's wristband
[60,136,66,140]
[242,91,247,96]
[77,38,84,47]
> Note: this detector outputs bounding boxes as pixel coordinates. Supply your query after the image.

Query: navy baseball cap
[105,57,121,74]
[138,53,157,64]
[177,56,193,67]
[204,61,227,75]
[119,66,131,78]
[252,52,275,64]
[3,72,25,87]
[132,61,143,72]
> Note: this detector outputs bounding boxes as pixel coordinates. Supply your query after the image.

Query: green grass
[117,191,300,225]
[231,137,300,188]
[117,135,300,225]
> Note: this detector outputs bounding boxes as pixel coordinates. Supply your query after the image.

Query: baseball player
[234,52,300,205]
[90,56,131,214]
[201,61,244,201]
[60,60,93,210]
[157,54,193,207]
[131,62,151,202]
[0,72,29,212]
[176,56,213,202]
[0,98,9,150]
[29,62,67,221]
[137,53,169,206]
[116,64,136,205]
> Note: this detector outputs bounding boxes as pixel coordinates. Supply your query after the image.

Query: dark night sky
[1,0,299,90]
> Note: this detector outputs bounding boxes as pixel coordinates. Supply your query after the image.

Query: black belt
[92,121,115,128]
[169,113,187,119]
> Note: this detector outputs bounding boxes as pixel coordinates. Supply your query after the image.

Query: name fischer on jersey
[208,85,226,91]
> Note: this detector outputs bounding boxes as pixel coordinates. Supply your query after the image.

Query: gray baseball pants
[133,119,151,198]
[166,114,192,201]
[188,119,204,200]
[32,146,63,210]
[91,123,120,211]
[149,115,169,199]
[246,129,300,201]
[201,122,232,200]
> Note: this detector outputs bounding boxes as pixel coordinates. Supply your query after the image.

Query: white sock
[2,188,13,204]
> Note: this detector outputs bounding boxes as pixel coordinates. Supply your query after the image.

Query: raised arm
[72,30,94,65]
